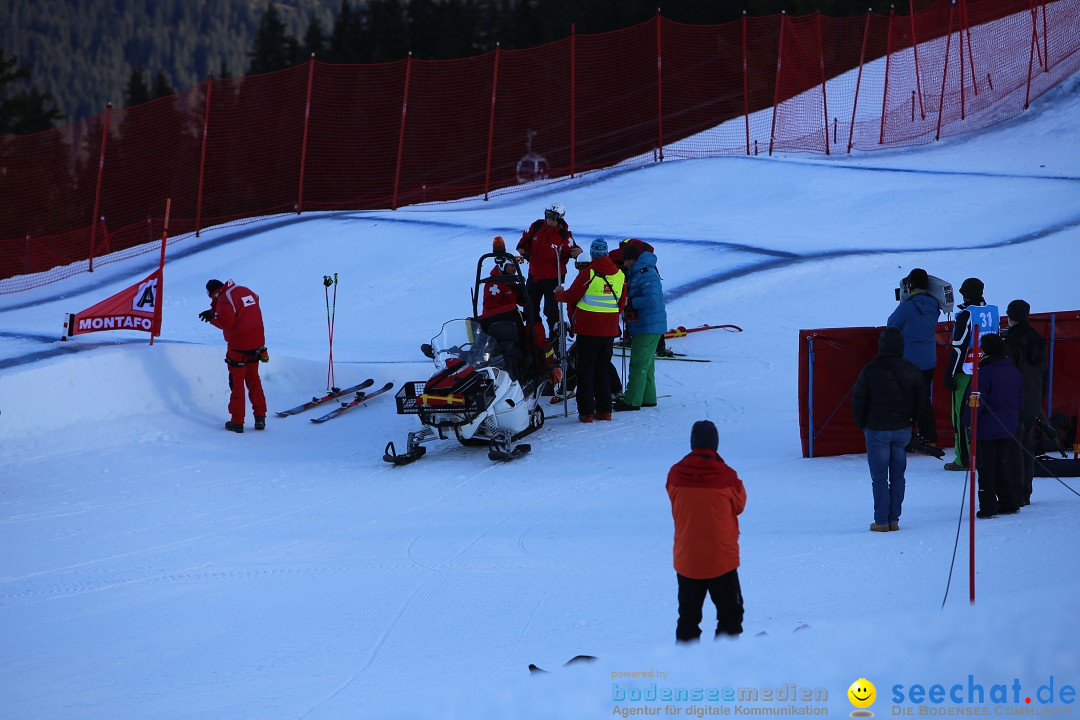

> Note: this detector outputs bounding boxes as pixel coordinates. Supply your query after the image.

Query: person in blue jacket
[887,268,942,448]
[614,244,667,411]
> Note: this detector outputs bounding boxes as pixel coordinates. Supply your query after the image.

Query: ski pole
[557,247,568,418]
[324,273,338,392]
[620,315,627,390]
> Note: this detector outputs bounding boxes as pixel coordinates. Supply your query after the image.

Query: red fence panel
[575,20,660,171]
[198,67,309,227]
[303,60,407,211]
[799,311,1080,457]
[660,17,748,157]
[493,40,574,190]
[1,0,1078,292]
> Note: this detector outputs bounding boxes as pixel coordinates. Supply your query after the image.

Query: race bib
[962,304,999,373]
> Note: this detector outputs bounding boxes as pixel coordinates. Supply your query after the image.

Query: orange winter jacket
[666,450,746,579]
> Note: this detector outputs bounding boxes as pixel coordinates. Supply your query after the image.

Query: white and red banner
[65,269,163,338]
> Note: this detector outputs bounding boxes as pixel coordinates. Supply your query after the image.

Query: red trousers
[226,350,267,424]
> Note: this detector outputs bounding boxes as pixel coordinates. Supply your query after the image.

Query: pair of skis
[276,378,394,423]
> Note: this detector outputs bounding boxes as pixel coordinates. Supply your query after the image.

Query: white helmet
[545,202,566,221]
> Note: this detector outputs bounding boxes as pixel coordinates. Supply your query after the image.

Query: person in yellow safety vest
[554,238,626,423]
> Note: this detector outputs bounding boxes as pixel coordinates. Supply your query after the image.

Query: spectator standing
[614,243,667,411]
[973,333,1024,518]
[200,279,268,433]
[554,238,625,423]
[887,268,942,448]
[1002,299,1047,506]
[852,327,926,531]
[944,277,995,471]
[666,420,747,642]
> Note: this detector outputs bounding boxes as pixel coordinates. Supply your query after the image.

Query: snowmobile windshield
[429,318,503,371]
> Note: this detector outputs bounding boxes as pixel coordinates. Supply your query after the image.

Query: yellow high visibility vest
[575,270,624,314]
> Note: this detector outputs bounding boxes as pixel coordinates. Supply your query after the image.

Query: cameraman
[887,268,942,452]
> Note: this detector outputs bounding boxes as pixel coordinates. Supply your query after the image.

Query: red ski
[664,323,742,339]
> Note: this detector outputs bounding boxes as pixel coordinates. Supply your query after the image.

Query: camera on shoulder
[894,272,954,314]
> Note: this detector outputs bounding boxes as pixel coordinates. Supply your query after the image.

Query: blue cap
[590,238,608,260]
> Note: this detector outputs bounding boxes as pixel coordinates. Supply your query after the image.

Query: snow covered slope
[1,75,1078,720]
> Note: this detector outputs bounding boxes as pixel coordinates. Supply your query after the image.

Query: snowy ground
[2,73,1079,720]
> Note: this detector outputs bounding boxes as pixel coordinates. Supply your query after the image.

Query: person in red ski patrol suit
[479,236,526,330]
[200,279,268,433]
[516,203,581,338]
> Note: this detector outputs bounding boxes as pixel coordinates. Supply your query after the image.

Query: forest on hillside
[4,0,919,129]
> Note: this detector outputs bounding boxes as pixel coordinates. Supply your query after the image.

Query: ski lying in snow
[528,655,598,675]
[310,382,394,423]
[664,323,742,338]
[276,378,374,417]
[613,345,691,357]
[613,351,711,363]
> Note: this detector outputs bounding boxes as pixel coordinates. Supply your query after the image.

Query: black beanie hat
[959,277,984,300]
[981,332,1005,357]
[1007,299,1030,322]
[206,279,224,295]
[622,242,642,262]
[879,326,904,356]
[907,268,929,290]
[690,420,719,451]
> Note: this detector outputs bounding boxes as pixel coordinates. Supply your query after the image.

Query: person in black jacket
[1002,299,1047,506]
[852,327,927,532]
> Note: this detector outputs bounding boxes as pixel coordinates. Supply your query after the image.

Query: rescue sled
[383,251,554,464]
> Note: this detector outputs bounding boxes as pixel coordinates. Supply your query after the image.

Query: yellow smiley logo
[848,678,876,709]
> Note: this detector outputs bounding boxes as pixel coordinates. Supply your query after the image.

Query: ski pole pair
[324,273,338,392]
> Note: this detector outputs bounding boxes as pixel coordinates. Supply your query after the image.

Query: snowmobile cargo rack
[393,379,495,425]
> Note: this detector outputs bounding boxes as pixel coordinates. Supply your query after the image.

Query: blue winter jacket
[887,291,941,371]
[626,252,667,336]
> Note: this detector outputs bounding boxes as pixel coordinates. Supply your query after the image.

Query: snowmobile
[383,249,554,464]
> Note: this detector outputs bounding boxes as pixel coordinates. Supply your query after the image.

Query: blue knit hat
[590,238,608,260]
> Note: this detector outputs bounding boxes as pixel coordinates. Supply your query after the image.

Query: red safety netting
[799,311,1080,457]
[2,0,1077,293]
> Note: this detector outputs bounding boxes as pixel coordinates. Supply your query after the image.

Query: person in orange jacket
[666,420,747,642]
[199,279,268,433]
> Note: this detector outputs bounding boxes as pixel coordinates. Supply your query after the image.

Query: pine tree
[247,3,301,74]
[0,49,65,134]
[304,17,328,59]
[366,0,409,63]
[126,67,152,106]
[329,0,364,63]
[152,71,174,99]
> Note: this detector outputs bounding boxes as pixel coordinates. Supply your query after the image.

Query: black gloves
[198,309,214,323]
[943,373,955,391]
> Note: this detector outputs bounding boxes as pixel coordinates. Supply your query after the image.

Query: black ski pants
[676,569,744,643]
[976,437,1021,513]
[525,276,560,332]
[1018,418,1037,504]
[575,335,614,416]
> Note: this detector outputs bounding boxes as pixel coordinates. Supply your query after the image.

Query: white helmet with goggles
[544,203,566,221]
